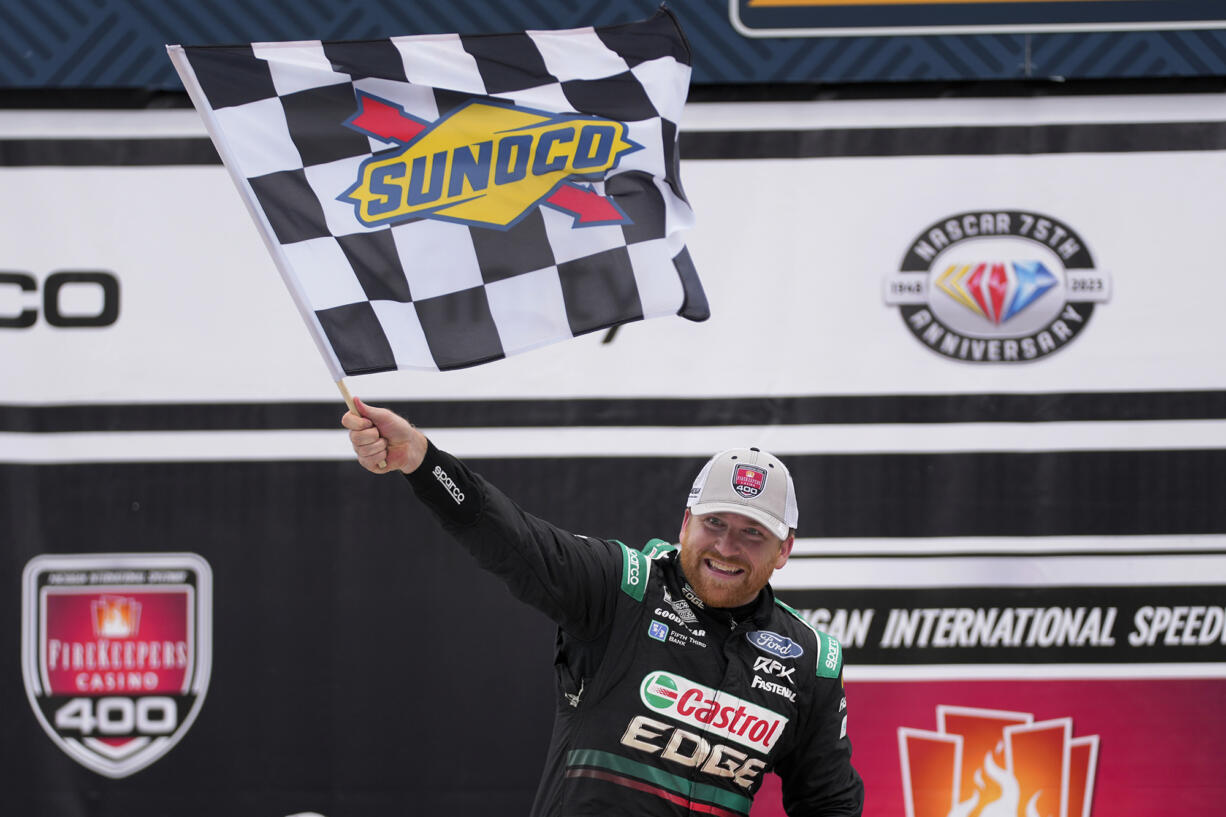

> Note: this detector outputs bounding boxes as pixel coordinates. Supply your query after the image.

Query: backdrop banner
[2,92,1224,816]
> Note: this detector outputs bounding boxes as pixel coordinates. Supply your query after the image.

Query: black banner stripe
[4,449,1225,538]
[0,137,220,166]
[2,390,1224,432]
[789,549,1226,559]
[4,119,1226,167]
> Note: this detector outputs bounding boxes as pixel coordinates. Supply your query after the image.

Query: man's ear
[679,509,691,543]
[776,532,796,569]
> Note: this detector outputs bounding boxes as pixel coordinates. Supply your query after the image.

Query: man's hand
[341,397,429,474]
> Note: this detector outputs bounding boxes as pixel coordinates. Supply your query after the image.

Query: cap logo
[732,464,768,499]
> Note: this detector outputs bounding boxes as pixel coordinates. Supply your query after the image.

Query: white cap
[686,448,798,540]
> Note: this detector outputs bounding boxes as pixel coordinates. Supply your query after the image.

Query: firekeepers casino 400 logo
[22,553,212,778]
[884,211,1111,363]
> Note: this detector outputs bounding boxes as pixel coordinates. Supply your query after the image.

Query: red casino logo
[22,553,212,778]
[884,211,1111,363]
[899,705,1099,817]
[733,464,768,498]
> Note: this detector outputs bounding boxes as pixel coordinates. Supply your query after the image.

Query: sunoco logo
[639,671,788,752]
[341,93,639,230]
[884,211,1111,363]
[21,553,212,778]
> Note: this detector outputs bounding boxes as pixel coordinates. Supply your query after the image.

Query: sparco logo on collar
[21,553,212,778]
[640,671,788,752]
[747,630,803,659]
[884,210,1111,363]
[732,464,767,498]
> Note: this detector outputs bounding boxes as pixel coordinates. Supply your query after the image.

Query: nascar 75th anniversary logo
[884,210,1111,363]
[22,553,212,778]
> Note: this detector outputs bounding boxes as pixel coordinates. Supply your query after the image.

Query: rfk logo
[22,553,213,778]
[898,705,1099,817]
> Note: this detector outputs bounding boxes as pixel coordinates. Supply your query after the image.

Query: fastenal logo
[884,211,1111,363]
[639,671,788,751]
[22,553,212,778]
[341,93,639,230]
[899,705,1099,817]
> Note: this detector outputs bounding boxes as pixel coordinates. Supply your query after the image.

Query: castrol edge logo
[640,671,787,752]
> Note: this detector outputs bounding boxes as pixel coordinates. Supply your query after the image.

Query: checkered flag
[168,8,707,377]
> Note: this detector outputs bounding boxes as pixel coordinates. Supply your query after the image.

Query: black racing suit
[407,441,864,817]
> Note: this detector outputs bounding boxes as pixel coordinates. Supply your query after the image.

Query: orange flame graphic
[899,706,1098,817]
[91,595,141,638]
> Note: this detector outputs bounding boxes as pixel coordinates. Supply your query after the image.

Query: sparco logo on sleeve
[21,553,212,778]
[432,466,465,504]
[639,671,788,752]
[884,210,1111,363]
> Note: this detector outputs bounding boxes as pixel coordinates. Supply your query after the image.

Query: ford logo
[746,630,803,659]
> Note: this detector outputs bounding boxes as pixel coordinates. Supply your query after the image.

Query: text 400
[54,696,177,736]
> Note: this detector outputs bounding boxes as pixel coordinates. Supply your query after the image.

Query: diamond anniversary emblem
[21,553,213,778]
[884,210,1111,363]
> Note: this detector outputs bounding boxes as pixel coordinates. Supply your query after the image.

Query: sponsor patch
[648,621,669,642]
[431,465,465,505]
[21,553,212,778]
[732,464,768,499]
[884,210,1110,363]
[341,95,639,230]
[682,582,706,610]
[753,656,796,682]
[750,674,797,702]
[639,671,788,752]
[747,630,804,659]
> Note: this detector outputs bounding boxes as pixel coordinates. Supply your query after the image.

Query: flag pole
[336,379,387,470]
[336,379,357,415]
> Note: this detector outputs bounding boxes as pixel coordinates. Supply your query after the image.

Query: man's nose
[711,531,740,556]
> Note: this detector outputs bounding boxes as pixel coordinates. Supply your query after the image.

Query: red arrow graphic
[347,92,426,144]
[545,183,628,226]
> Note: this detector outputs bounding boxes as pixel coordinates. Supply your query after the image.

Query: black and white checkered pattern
[169,9,707,375]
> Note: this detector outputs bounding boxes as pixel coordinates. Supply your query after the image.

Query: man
[343,398,864,817]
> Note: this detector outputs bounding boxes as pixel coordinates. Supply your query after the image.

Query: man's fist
[341,397,429,474]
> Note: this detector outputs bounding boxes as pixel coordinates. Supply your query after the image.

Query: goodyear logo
[340,92,640,231]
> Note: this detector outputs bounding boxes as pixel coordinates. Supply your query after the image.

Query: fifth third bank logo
[899,705,1099,817]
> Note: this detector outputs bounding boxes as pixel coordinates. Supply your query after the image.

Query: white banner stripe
[789,534,1226,557]
[2,419,1225,464]
[4,94,1223,139]
[771,553,1226,588]
[845,663,1226,681]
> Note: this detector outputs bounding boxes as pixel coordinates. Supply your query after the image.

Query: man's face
[678,510,794,609]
